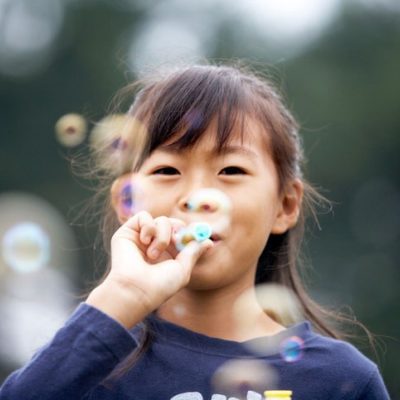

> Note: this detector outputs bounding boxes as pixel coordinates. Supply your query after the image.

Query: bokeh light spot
[0,0,64,77]
[2,222,50,274]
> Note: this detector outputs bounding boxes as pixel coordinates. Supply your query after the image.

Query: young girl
[0,63,390,400]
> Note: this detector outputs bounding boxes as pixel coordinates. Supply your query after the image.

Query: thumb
[175,239,214,273]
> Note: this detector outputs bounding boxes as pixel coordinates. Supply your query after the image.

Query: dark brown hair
[80,61,375,386]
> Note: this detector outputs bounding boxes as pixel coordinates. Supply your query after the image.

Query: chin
[186,264,228,291]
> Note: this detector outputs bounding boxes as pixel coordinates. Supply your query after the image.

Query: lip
[174,220,225,242]
[210,231,225,241]
[210,238,223,246]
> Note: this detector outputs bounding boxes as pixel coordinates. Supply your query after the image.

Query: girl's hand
[86,211,213,327]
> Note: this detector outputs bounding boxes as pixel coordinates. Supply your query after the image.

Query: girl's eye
[220,166,246,175]
[152,167,180,175]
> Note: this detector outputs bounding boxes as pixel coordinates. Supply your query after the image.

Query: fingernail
[144,235,151,244]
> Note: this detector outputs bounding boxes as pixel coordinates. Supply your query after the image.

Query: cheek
[233,196,277,245]
[131,178,170,215]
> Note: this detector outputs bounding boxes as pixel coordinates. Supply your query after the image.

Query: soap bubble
[171,303,187,318]
[0,192,78,365]
[0,191,78,280]
[280,336,304,363]
[192,222,212,241]
[111,174,147,220]
[174,222,212,251]
[232,284,303,356]
[212,359,278,400]
[174,188,232,251]
[2,222,50,273]
[55,113,87,147]
[120,182,133,210]
[255,283,303,326]
[89,114,147,175]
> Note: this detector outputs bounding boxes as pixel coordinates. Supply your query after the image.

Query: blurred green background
[0,0,399,397]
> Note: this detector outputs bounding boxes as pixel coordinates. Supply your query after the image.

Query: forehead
[155,115,271,159]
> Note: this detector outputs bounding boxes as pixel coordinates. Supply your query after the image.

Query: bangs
[132,66,257,168]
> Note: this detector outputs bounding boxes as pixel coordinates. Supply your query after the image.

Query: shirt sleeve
[357,367,391,400]
[0,302,139,400]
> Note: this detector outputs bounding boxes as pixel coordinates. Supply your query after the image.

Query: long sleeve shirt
[0,303,391,400]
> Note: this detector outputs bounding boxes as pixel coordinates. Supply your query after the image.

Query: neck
[157,279,285,341]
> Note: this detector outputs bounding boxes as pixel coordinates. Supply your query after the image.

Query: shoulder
[281,321,377,378]
[307,331,376,375]
[303,330,389,398]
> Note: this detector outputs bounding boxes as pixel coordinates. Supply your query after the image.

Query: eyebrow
[157,145,258,159]
[218,145,258,159]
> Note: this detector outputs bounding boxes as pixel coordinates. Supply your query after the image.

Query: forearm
[0,303,138,400]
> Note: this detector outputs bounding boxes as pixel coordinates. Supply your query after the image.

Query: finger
[147,216,172,260]
[123,210,152,229]
[168,218,186,233]
[175,238,214,273]
[124,211,156,245]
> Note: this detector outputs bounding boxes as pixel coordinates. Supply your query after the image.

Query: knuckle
[156,237,169,247]
[155,216,170,225]
[138,210,152,221]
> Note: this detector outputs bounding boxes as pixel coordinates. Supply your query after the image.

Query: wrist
[85,277,152,329]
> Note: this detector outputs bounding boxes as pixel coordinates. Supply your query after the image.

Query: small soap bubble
[212,359,278,400]
[55,113,87,147]
[280,336,304,363]
[121,182,133,210]
[90,114,147,175]
[192,222,212,242]
[2,222,50,273]
[174,222,212,251]
[0,192,78,282]
[111,174,144,219]
[171,303,187,318]
[174,188,232,252]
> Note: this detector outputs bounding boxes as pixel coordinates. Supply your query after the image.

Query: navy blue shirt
[0,303,390,399]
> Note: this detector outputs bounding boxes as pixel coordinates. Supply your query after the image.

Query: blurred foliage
[0,1,399,397]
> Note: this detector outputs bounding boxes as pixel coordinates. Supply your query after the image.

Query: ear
[110,172,136,224]
[271,178,304,234]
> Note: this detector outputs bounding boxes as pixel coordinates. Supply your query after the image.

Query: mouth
[210,233,222,243]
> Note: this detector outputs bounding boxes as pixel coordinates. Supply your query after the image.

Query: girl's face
[120,117,302,291]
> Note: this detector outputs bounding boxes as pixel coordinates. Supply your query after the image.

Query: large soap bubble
[211,358,278,399]
[89,114,147,175]
[0,192,78,366]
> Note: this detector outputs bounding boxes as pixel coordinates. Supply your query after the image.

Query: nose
[178,193,218,213]
[178,186,231,216]
[180,199,216,213]
[177,169,216,212]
